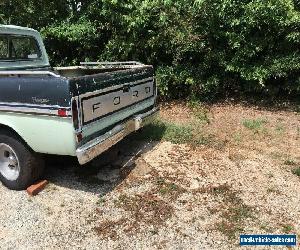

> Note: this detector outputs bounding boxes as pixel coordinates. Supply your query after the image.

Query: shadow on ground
[43,131,161,195]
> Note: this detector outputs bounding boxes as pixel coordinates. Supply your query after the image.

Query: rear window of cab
[0,35,41,61]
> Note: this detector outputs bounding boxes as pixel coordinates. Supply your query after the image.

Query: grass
[285,159,300,177]
[114,192,174,229]
[96,196,106,206]
[215,203,254,240]
[275,124,285,134]
[134,119,193,144]
[94,218,127,239]
[270,151,288,160]
[242,118,268,133]
[233,132,242,143]
[282,224,295,234]
[163,123,194,144]
[155,178,184,197]
[260,222,273,233]
[188,98,210,124]
[134,118,214,146]
[284,159,297,166]
[209,184,256,240]
[292,167,300,177]
[194,109,210,124]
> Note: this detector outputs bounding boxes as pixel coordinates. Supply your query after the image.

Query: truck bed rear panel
[69,66,155,135]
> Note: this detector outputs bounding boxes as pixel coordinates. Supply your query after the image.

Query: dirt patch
[206,184,256,240]
[1,101,299,250]
[116,193,174,227]
[152,177,186,199]
[94,191,175,239]
[94,218,127,240]
[159,101,194,124]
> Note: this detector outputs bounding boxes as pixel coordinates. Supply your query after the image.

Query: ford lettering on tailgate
[81,77,154,125]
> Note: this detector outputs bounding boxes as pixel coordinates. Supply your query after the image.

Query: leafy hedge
[1,0,300,99]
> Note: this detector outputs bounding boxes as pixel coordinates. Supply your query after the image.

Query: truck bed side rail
[0,71,60,77]
[80,61,144,69]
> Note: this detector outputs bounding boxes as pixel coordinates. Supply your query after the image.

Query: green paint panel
[0,112,76,156]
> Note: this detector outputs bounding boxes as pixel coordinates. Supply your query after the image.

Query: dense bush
[1,0,300,99]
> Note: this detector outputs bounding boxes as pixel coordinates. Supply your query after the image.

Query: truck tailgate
[69,66,156,145]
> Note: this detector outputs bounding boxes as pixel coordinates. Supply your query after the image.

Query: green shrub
[1,0,300,99]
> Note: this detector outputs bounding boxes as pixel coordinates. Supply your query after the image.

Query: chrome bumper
[76,107,159,165]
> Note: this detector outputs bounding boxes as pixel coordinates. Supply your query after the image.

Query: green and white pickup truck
[0,25,158,190]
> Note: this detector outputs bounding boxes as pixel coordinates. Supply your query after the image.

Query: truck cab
[0,25,158,190]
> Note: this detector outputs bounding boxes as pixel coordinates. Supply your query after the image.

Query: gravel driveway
[0,103,299,250]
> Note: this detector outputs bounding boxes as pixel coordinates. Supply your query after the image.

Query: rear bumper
[76,107,159,165]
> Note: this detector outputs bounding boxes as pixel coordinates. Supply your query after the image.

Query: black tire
[0,130,45,190]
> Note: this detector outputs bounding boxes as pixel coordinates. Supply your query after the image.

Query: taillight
[76,133,83,142]
[72,99,79,130]
[57,108,68,117]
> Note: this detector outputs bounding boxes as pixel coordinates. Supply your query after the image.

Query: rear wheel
[0,131,45,190]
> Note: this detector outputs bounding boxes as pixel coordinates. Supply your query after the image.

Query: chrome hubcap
[0,143,20,181]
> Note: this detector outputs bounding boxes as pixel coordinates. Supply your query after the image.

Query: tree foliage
[1,0,299,99]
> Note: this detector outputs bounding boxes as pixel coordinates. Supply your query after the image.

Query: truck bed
[55,61,145,78]
[0,62,157,162]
